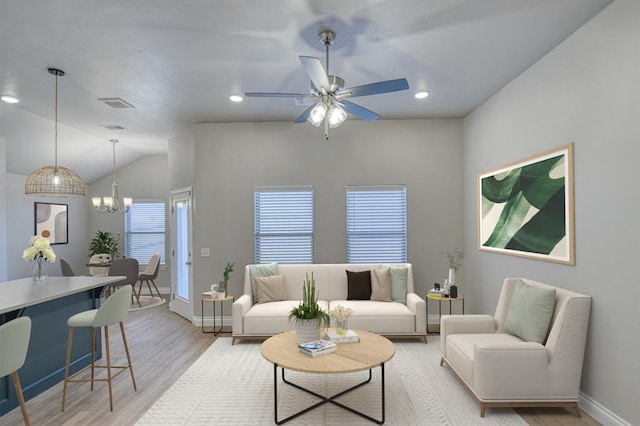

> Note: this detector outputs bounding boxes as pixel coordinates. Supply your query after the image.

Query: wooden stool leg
[104,325,114,412]
[120,321,137,391]
[12,371,30,426]
[61,327,74,412]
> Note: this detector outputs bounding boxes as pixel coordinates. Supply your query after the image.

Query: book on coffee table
[298,339,337,357]
[324,329,360,344]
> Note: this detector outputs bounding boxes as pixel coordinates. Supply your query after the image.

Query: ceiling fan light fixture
[308,102,327,127]
[327,104,347,128]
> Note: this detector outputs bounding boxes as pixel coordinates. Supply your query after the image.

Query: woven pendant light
[25,68,86,197]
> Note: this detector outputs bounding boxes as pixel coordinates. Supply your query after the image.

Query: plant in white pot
[289,272,330,345]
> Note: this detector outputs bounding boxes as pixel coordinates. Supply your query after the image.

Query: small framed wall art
[478,143,575,265]
[34,202,69,244]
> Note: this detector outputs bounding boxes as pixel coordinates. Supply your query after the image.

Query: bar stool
[0,317,32,425]
[62,285,137,412]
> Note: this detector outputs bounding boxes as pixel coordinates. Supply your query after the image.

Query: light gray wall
[188,119,463,315]
[88,154,170,286]
[5,173,91,280]
[0,138,7,280]
[463,1,639,424]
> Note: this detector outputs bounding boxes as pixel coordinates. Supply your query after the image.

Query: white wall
[186,119,463,316]
[463,1,640,424]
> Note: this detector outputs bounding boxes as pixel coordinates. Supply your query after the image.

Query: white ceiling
[0,0,612,184]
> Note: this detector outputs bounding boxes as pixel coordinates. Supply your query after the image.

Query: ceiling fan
[245,30,410,139]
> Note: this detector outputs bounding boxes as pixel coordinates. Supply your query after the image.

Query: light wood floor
[2,302,599,425]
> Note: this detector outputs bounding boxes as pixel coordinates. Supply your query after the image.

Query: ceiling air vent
[101,124,126,131]
[98,97,135,109]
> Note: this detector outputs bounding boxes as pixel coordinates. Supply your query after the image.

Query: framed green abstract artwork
[478,143,575,265]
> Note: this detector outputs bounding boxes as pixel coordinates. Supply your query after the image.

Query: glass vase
[335,319,348,336]
[32,257,48,283]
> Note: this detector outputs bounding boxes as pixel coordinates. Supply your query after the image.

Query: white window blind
[125,201,166,266]
[346,186,407,263]
[254,188,314,264]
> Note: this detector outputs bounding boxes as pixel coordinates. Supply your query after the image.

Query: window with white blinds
[346,186,407,263]
[254,188,314,264]
[125,201,166,266]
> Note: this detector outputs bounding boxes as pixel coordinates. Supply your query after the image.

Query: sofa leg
[480,404,486,417]
[231,337,237,345]
[572,403,582,418]
[440,357,444,366]
[422,335,428,344]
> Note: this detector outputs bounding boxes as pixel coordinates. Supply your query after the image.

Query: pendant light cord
[54,74,58,169]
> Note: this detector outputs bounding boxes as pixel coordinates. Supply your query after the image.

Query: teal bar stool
[61,285,137,412]
[0,316,32,425]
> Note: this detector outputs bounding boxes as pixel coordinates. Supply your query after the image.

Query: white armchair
[440,277,591,417]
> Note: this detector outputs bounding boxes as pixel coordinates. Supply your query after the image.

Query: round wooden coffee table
[261,329,395,424]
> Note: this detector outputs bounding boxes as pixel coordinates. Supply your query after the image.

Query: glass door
[170,188,193,320]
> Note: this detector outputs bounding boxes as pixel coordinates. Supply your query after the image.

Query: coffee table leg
[274,364,386,424]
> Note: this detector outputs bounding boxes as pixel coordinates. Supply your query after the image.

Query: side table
[426,294,464,333]
[201,293,234,335]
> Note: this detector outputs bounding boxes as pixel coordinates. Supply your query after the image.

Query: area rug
[129,295,166,311]
[136,336,527,425]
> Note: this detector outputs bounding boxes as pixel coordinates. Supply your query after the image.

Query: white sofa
[232,263,426,344]
[440,277,591,417]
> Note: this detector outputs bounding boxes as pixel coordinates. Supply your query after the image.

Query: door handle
[185,261,192,266]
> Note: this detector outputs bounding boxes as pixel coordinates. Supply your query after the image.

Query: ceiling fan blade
[299,56,330,93]
[244,92,310,98]
[293,104,317,123]
[341,100,380,122]
[344,78,410,98]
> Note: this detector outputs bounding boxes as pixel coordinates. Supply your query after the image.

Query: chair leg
[149,279,163,299]
[120,321,137,391]
[12,371,30,426]
[145,280,153,297]
[91,327,96,391]
[104,325,114,412]
[136,280,143,304]
[61,327,74,412]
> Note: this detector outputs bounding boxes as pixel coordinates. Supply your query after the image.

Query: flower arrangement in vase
[289,272,330,344]
[329,305,353,336]
[23,235,56,283]
[442,247,464,296]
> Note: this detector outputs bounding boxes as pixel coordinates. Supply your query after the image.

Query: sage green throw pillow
[249,263,278,303]
[504,280,556,344]
[383,265,408,304]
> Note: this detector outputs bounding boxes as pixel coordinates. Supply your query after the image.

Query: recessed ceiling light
[229,95,243,103]
[1,95,19,104]
[414,91,429,99]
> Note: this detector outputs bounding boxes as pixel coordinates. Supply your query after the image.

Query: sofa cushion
[371,267,392,302]
[346,270,371,300]
[249,262,278,303]
[329,300,415,333]
[383,265,408,304]
[256,274,287,303]
[504,279,556,344]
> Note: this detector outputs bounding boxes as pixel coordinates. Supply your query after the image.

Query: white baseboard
[580,391,631,426]
[194,316,232,328]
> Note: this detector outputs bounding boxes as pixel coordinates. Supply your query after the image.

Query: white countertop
[0,276,125,314]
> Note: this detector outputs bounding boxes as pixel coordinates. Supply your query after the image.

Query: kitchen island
[0,276,125,416]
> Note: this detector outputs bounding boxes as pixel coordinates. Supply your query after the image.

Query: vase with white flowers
[329,305,353,336]
[23,235,56,283]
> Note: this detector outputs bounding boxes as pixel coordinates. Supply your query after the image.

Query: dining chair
[135,254,162,303]
[0,317,32,425]
[60,258,75,277]
[106,258,139,305]
[62,285,137,412]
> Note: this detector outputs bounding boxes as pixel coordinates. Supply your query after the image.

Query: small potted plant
[216,262,234,298]
[289,272,330,344]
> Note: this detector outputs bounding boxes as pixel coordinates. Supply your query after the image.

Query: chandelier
[92,139,132,214]
[25,68,86,197]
